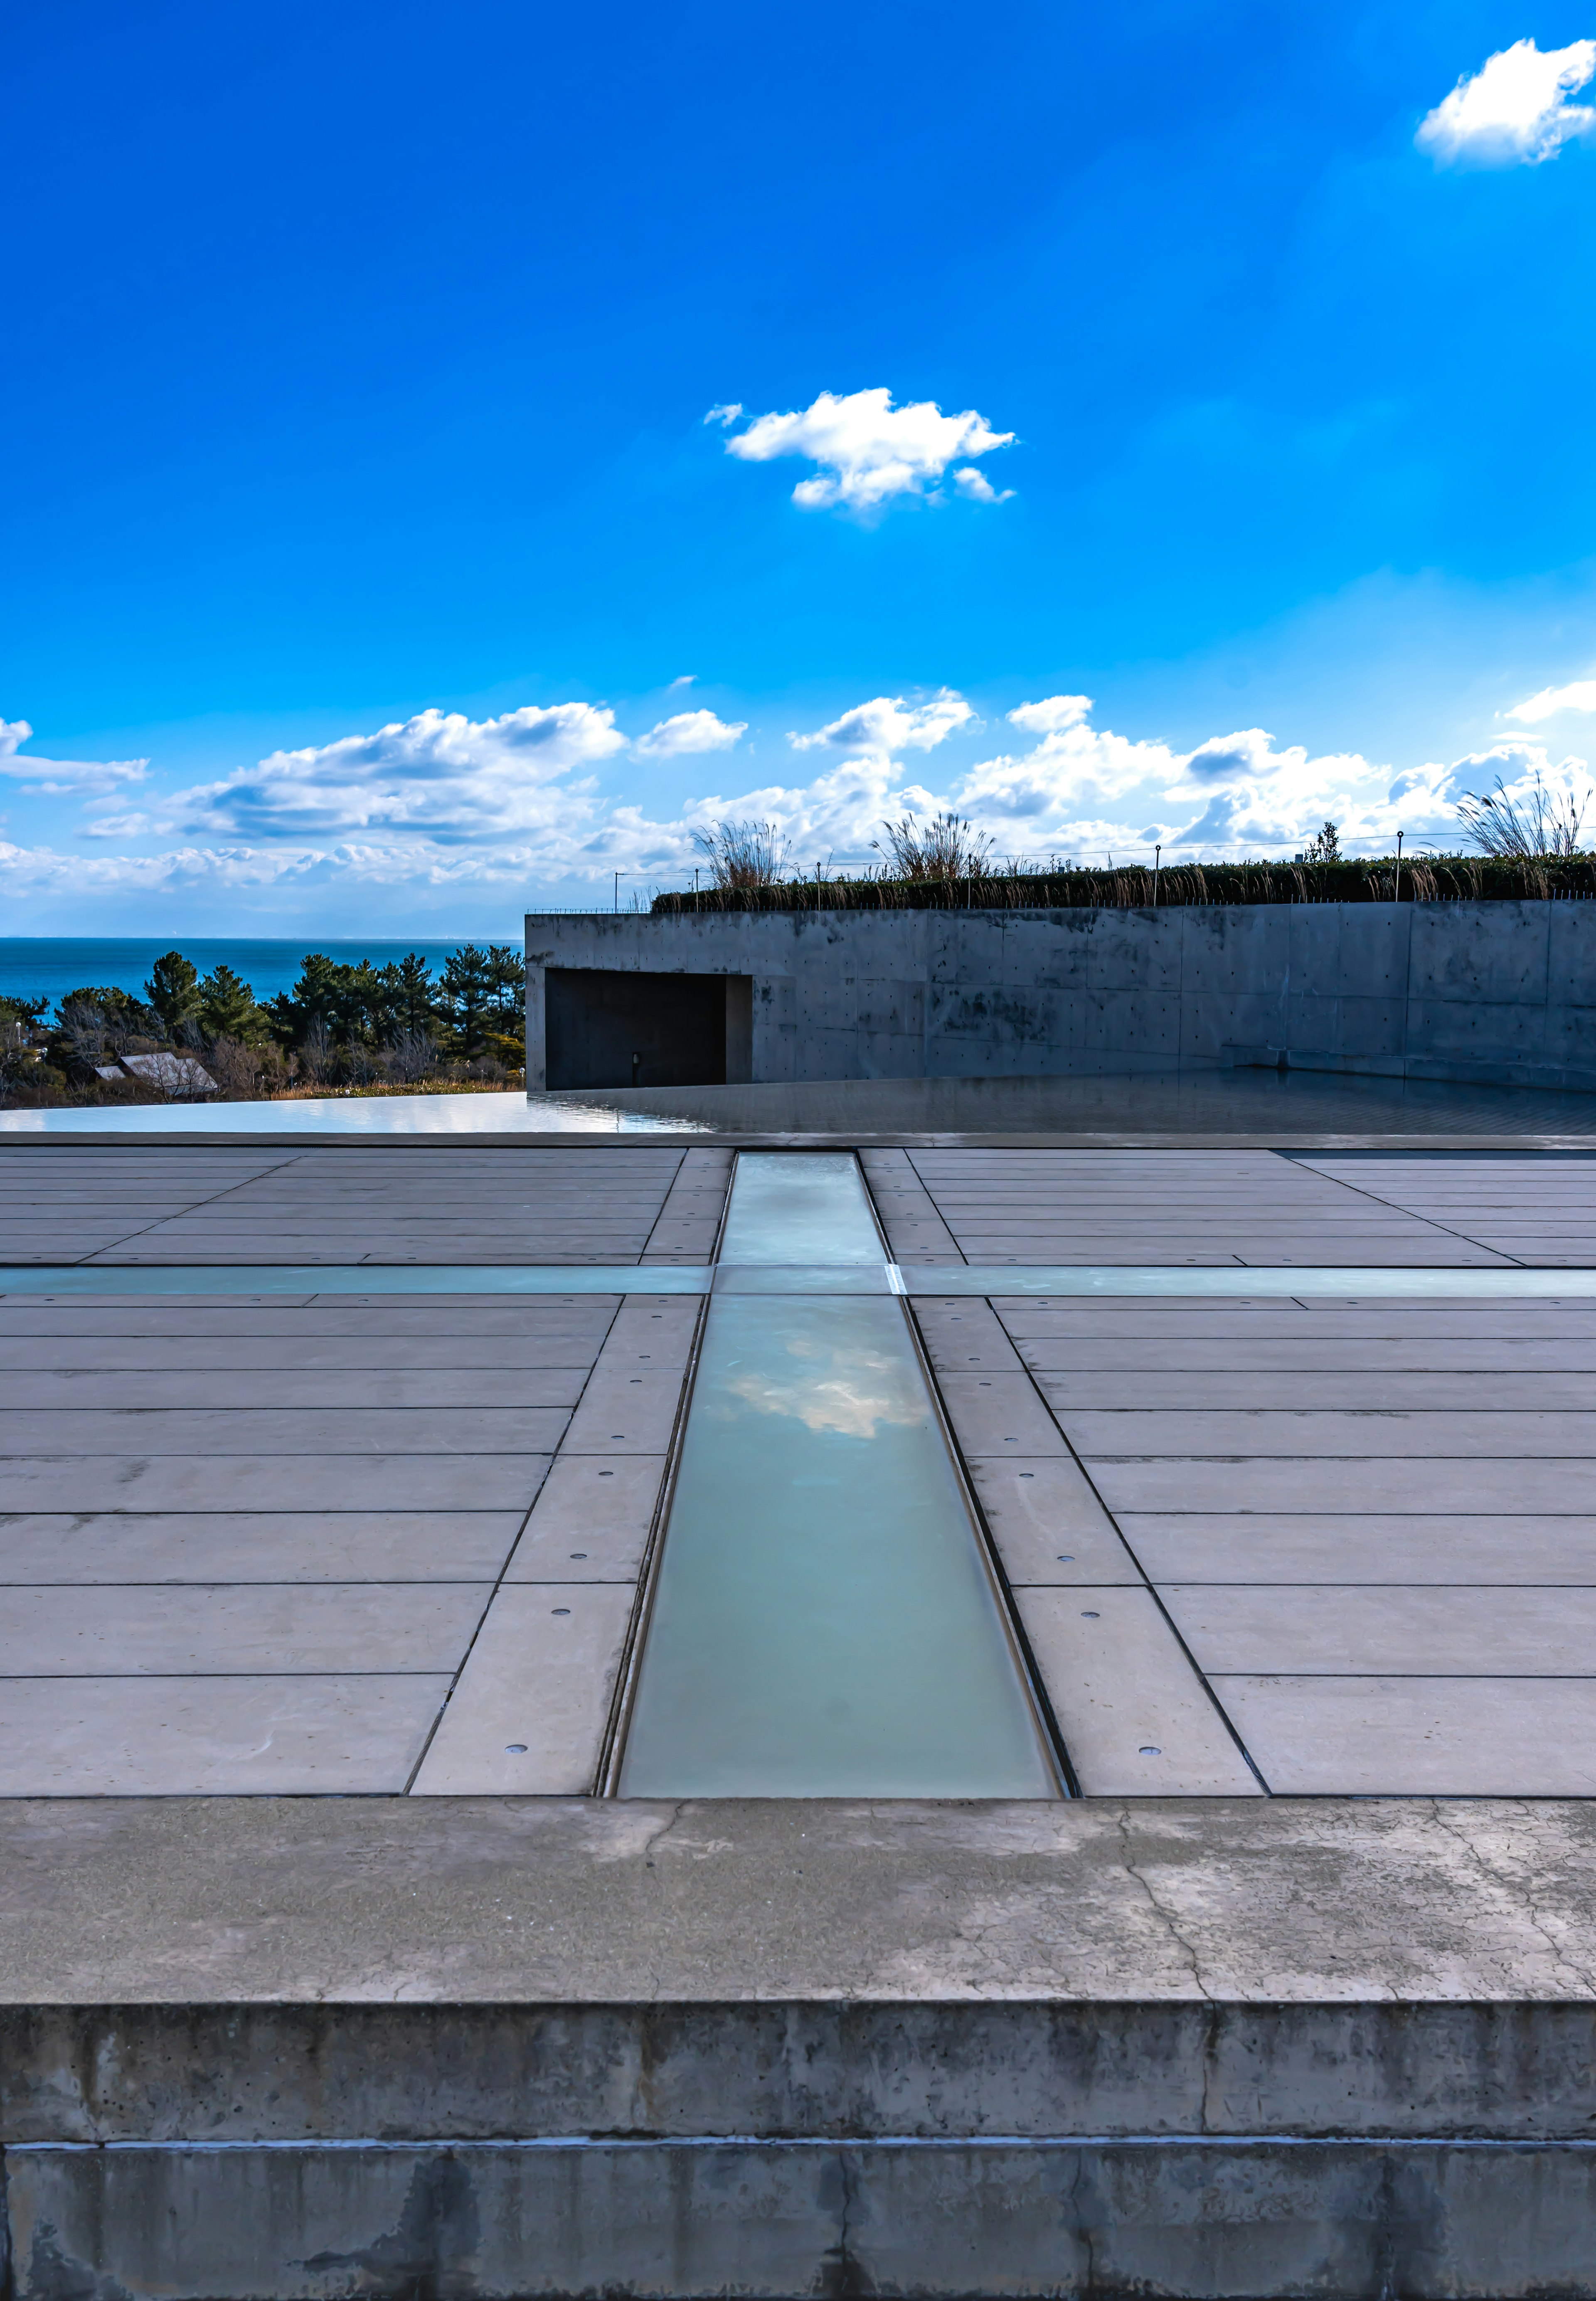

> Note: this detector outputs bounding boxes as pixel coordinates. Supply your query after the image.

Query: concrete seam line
[13,2135,1596,2155]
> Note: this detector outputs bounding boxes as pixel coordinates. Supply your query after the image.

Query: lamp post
[1154,844,1161,907]
[1394,830,1403,906]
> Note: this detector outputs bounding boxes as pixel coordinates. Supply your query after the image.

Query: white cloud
[0,717,149,794]
[0,838,329,895]
[958,709,1183,818]
[717,387,1015,512]
[952,466,1013,505]
[1007,695,1094,737]
[789,691,973,756]
[634,709,747,759]
[9,688,1570,911]
[1416,38,1596,166]
[1443,737,1588,796]
[176,703,624,843]
[1505,675,1596,722]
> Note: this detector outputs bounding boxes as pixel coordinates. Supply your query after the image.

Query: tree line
[1,944,526,1103]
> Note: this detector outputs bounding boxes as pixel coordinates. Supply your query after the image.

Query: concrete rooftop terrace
[5,1121,1596,1799]
[8,1087,1596,2296]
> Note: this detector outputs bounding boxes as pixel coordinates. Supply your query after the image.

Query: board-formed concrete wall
[525,900,1596,1093]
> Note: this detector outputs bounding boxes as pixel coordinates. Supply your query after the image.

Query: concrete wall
[525,901,1596,1093]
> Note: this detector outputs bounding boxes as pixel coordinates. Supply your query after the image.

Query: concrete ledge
[13,2136,1596,2300]
[7,1798,1596,2293]
[7,1795,1596,2009]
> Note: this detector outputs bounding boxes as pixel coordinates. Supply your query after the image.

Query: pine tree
[377,952,438,1037]
[197,963,261,1041]
[143,953,200,1035]
[438,944,495,1057]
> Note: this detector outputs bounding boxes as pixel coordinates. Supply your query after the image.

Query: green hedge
[652,853,1596,915]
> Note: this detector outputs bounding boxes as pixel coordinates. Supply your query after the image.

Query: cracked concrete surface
[4,1794,1596,2005]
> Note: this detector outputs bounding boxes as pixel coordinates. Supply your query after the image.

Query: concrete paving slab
[997,1306,1596,1341]
[1217,1675,1596,1795]
[1013,1587,1261,1795]
[0,1367,591,1409]
[603,1297,702,1365]
[0,1455,552,1513]
[1163,1583,1596,1673]
[0,1406,571,1455]
[966,1461,1143,1584]
[932,1374,1068,1457]
[1122,1514,1596,1586]
[0,1674,449,1793]
[505,1456,666,1582]
[909,1301,1026,1372]
[1060,1407,1596,1457]
[0,1511,526,1585]
[0,1583,489,1675]
[0,1332,613,1370]
[0,1304,621,1338]
[1016,1338,1596,1372]
[1036,1370,1596,1409]
[1090,1458,1596,1514]
[560,1368,689,1454]
[411,1583,636,1795]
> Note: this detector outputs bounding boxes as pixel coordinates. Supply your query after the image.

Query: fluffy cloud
[1505,676,1596,722]
[5,686,1571,909]
[1007,696,1093,737]
[949,696,1469,857]
[1416,38,1596,166]
[952,466,1013,505]
[712,388,1015,512]
[177,704,624,843]
[633,709,746,759]
[1443,737,1588,796]
[789,691,973,756]
[955,695,1182,818]
[0,716,148,795]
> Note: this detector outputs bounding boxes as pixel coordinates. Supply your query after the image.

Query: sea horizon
[0,936,523,1010]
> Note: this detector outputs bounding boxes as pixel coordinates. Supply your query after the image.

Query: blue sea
[0,937,514,1010]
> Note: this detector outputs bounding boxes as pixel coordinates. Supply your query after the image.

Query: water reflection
[618,1287,1057,1798]
[719,1325,925,1439]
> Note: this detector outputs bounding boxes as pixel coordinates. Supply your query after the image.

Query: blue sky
[7,0,1596,931]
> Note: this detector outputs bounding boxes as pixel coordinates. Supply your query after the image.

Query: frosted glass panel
[717,1150,884,1263]
[618,1150,1058,1798]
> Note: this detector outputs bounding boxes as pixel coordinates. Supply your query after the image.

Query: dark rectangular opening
[545,968,731,1090]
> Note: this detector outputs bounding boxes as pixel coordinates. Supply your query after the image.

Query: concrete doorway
[544,968,750,1089]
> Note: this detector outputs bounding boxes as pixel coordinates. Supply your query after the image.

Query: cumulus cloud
[5,687,1560,910]
[956,696,1182,818]
[1443,737,1588,796]
[1007,696,1093,737]
[1416,38,1596,166]
[633,708,747,759]
[716,388,1015,512]
[789,691,973,756]
[1505,676,1596,722]
[175,703,624,843]
[952,466,1013,505]
[0,716,149,795]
